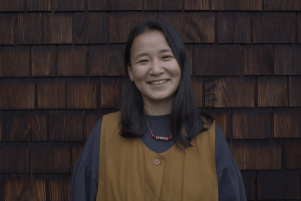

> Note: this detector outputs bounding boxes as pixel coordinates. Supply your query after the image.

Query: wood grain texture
[37,78,66,109]
[203,108,231,139]
[0,142,28,173]
[232,108,270,139]
[89,45,125,76]
[195,45,240,76]
[88,0,142,10]
[264,0,301,10]
[258,76,288,107]
[205,77,254,107]
[274,108,301,138]
[243,44,273,75]
[54,0,84,11]
[32,111,48,141]
[0,0,24,11]
[71,142,84,173]
[5,174,46,201]
[185,44,193,75]
[50,110,83,141]
[257,170,300,199]
[289,76,301,106]
[4,111,31,141]
[183,12,214,43]
[157,12,183,40]
[100,77,124,108]
[0,46,29,77]
[32,45,56,77]
[0,79,34,110]
[231,140,282,170]
[298,13,301,43]
[218,12,251,43]
[26,0,51,11]
[253,12,295,43]
[109,12,156,43]
[184,0,209,10]
[32,142,70,173]
[49,175,70,201]
[57,45,86,76]
[74,12,107,44]
[144,0,182,10]
[241,171,256,200]
[192,77,202,107]
[18,13,42,44]
[0,13,14,45]
[274,44,301,75]
[67,78,97,109]
[0,112,2,141]
[284,139,301,169]
[84,110,102,141]
[43,13,72,44]
[211,0,262,10]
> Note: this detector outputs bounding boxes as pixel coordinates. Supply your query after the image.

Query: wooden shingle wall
[0,0,300,200]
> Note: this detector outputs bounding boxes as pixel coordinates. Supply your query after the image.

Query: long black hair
[120,19,213,148]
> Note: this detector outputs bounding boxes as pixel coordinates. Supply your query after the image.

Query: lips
[148,79,169,85]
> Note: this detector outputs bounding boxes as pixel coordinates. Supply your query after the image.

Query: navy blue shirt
[70,114,247,201]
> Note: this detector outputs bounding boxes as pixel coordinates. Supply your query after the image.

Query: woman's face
[128,30,181,106]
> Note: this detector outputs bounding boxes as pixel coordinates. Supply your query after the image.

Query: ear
[128,66,133,82]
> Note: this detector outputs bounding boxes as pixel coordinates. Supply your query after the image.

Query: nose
[149,58,164,75]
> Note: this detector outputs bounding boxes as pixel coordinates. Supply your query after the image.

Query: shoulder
[102,111,121,122]
[215,123,233,172]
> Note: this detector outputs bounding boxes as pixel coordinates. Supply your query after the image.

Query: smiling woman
[70,19,247,201]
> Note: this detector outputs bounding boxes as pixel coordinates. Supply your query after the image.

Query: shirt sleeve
[70,119,102,201]
[215,123,247,201]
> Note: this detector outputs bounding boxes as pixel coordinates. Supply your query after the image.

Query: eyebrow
[134,49,172,60]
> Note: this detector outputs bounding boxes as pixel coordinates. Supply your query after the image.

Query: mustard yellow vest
[96,111,218,201]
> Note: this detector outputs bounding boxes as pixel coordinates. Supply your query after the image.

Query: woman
[70,19,247,201]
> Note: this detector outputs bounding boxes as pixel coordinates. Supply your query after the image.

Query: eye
[138,60,148,64]
[162,55,172,60]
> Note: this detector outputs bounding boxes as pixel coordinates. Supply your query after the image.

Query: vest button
[153,159,160,166]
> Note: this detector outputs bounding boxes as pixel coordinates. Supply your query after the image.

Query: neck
[143,98,174,116]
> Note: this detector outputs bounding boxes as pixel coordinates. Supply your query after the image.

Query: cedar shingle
[231,140,282,170]
[71,142,84,174]
[32,111,48,141]
[0,112,2,141]
[43,13,73,44]
[298,13,301,43]
[100,77,124,108]
[211,0,262,10]
[88,0,142,10]
[289,76,301,106]
[84,110,102,141]
[0,46,29,77]
[241,171,256,200]
[37,78,66,109]
[253,12,295,43]
[144,0,182,10]
[258,76,288,107]
[157,12,183,40]
[57,45,86,76]
[0,13,14,45]
[109,12,156,43]
[195,45,240,76]
[49,175,71,201]
[0,0,24,11]
[32,142,70,173]
[205,77,254,107]
[26,0,51,11]
[274,108,301,138]
[184,0,210,10]
[67,78,97,109]
[18,13,42,44]
[193,77,202,107]
[50,110,83,141]
[0,79,35,110]
[4,111,31,141]
[5,174,46,201]
[32,45,56,77]
[54,0,84,11]
[89,45,125,76]
[183,12,214,43]
[284,139,301,169]
[274,44,301,75]
[264,0,301,10]
[257,170,300,199]
[218,12,251,43]
[0,142,28,173]
[243,44,273,75]
[74,12,107,44]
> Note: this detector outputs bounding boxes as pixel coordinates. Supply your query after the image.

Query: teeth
[150,80,168,85]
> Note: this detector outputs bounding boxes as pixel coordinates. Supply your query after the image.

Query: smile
[149,80,169,85]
